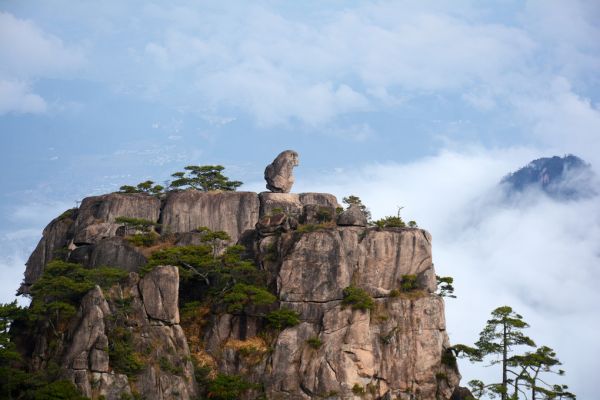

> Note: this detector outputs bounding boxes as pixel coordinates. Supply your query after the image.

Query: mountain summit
[500,154,596,200]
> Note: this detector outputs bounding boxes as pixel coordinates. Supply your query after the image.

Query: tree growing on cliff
[169,165,242,191]
[119,180,164,195]
[342,195,371,221]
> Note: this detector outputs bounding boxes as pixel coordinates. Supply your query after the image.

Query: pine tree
[475,306,536,400]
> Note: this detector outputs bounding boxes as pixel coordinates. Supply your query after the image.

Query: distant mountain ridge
[501,154,596,200]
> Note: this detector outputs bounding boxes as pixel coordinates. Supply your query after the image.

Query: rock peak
[264,150,299,193]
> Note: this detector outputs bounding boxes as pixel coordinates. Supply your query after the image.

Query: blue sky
[1,1,600,398]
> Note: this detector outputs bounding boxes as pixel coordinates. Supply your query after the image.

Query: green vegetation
[29,261,127,332]
[436,275,456,298]
[223,284,277,313]
[115,216,158,232]
[352,383,365,395]
[108,326,145,376]
[119,180,165,195]
[115,216,161,247]
[265,308,301,330]
[316,207,333,222]
[143,228,278,326]
[159,356,184,376]
[407,220,418,228]
[0,305,86,400]
[126,231,159,247]
[119,164,243,195]
[27,380,89,400]
[374,215,406,228]
[306,337,323,349]
[342,195,371,221]
[205,374,258,400]
[342,286,374,311]
[296,221,335,233]
[400,274,418,292]
[455,306,575,400]
[57,208,76,221]
[170,165,242,191]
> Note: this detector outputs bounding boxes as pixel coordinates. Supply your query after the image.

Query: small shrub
[206,374,257,400]
[119,180,164,195]
[435,372,448,381]
[352,383,365,395]
[223,283,277,313]
[306,337,323,349]
[342,286,374,311]
[115,216,158,232]
[374,216,406,228]
[58,208,76,221]
[31,380,88,400]
[316,207,333,222]
[389,289,400,298]
[126,231,159,247]
[436,275,457,298]
[400,274,418,292]
[408,220,418,228]
[296,221,335,233]
[366,383,377,394]
[266,308,301,330]
[108,327,145,376]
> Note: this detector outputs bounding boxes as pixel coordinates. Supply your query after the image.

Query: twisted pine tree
[475,306,536,400]
[170,165,242,191]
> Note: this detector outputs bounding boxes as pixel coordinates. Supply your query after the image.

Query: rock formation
[264,150,299,193]
[18,166,463,399]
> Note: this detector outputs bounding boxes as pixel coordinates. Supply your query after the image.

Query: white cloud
[0,80,47,114]
[295,147,600,398]
[0,12,84,77]
[139,3,536,125]
[0,11,84,115]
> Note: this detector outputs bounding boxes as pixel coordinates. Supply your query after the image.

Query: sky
[1,0,599,398]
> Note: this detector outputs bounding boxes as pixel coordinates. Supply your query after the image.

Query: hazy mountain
[500,155,596,200]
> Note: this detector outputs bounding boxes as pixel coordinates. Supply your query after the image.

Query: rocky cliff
[19,186,461,399]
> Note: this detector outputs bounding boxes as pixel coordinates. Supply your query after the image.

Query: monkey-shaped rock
[264,150,299,193]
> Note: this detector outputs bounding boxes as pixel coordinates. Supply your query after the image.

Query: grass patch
[306,337,323,349]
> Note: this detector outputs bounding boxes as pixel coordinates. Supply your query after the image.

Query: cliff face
[20,189,460,399]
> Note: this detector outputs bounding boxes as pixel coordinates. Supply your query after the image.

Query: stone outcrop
[337,204,368,226]
[73,193,161,245]
[264,150,299,193]
[202,226,459,399]
[161,190,260,242]
[20,184,463,399]
[19,209,77,294]
[59,266,197,400]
